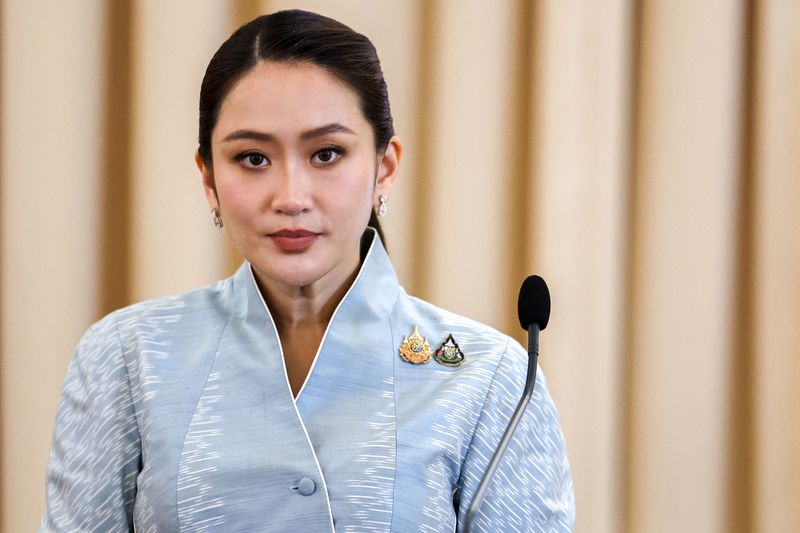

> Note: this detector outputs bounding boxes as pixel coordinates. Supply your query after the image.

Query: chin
[247,240,358,291]
[277,271,323,289]
[254,261,328,290]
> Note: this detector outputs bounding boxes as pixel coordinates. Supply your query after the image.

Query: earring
[211,208,223,228]
[377,195,388,217]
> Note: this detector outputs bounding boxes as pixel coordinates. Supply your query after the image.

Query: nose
[271,162,312,216]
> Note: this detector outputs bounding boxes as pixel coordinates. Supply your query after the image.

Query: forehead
[214,61,367,139]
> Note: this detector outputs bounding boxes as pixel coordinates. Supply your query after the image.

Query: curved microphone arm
[462,323,540,533]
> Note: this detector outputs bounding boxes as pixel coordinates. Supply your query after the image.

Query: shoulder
[77,276,236,363]
[107,276,233,333]
[393,290,521,371]
[400,292,511,343]
[111,276,234,328]
[391,290,556,417]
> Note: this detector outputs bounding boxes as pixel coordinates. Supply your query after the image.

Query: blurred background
[1,0,798,531]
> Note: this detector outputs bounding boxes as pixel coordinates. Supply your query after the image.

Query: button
[297,477,316,496]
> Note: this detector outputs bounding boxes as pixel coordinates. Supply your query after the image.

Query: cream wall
[2,1,799,532]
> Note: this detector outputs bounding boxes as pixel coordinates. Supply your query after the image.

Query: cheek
[216,176,260,220]
[327,168,375,218]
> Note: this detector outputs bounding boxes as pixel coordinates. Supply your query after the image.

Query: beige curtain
[1,1,798,531]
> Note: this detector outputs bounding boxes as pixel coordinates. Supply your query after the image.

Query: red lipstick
[268,229,319,252]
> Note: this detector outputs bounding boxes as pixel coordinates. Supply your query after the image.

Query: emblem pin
[399,325,432,364]
[434,333,465,366]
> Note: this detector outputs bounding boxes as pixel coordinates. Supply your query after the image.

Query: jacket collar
[233,228,401,330]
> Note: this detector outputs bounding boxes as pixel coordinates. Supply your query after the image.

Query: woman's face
[198,61,400,292]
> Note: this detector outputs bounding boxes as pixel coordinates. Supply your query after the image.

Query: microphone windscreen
[517,275,551,330]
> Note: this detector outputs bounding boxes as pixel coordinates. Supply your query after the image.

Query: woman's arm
[456,341,575,532]
[40,315,141,532]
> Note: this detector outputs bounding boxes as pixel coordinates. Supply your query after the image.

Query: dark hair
[198,9,394,243]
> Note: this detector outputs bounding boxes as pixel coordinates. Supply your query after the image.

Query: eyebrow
[221,122,356,143]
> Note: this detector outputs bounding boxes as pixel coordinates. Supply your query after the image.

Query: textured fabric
[41,231,574,532]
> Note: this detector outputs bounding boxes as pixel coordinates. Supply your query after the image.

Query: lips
[268,229,319,253]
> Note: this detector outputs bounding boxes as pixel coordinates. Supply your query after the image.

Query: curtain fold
[625,1,744,530]
[753,2,800,532]
[1,3,106,532]
[130,0,232,302]
[529,2,631,531]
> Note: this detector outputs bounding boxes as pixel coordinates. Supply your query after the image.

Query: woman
[41,10,574,532]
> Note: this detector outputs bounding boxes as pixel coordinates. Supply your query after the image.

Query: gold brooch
[434,333,465,366]
[399,325,432,364]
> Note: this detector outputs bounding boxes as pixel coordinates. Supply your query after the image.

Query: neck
[262,274,354,330]
[254,248,362,331]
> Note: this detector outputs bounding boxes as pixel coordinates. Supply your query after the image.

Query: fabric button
[297,477,316,496]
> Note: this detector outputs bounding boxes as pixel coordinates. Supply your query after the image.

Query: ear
[374,136,402,204]
[196,151,220,211]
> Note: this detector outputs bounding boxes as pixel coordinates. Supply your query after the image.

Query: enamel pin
[434,333,465,366]
[399,325,433,364]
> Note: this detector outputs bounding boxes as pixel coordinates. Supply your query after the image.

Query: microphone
[518,275,550,332]
[462,276,551,532]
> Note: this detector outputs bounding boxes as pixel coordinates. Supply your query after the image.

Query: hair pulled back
[198,10,394,243]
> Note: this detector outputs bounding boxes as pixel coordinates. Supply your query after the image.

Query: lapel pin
[434,333,465,366]
[399,325,432,364]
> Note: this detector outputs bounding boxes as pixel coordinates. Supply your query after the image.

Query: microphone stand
[462,323,540,533]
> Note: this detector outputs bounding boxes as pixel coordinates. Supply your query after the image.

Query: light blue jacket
[41,231,574,532]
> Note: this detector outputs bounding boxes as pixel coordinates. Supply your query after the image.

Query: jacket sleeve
[456,340,575,532]
[40,315,141,532]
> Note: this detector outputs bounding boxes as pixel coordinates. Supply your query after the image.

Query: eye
[312,147,343,166]
[236,152,270,169]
